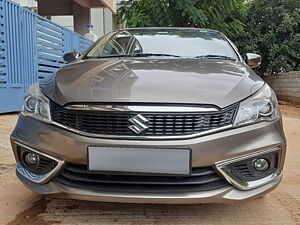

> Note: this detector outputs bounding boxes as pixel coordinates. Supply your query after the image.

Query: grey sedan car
[11,28,286,203]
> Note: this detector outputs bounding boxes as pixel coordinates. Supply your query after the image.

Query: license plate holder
[88,147,191,176]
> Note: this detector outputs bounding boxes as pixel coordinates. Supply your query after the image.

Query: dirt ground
[0,104,299,225]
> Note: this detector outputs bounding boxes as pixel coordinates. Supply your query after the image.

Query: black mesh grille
[55,163,228,193]
[233,163,253,177]
[50,102,237,137]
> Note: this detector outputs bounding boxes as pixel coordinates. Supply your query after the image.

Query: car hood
[40,58,264,108]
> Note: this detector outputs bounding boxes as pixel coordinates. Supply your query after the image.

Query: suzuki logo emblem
[128,114,150,134]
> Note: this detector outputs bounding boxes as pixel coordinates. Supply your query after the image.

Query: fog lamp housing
[215,147,282,190]
[15,142,65,184]
[17,145,58,176]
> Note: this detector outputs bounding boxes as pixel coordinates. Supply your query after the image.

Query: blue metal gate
[0,0,93,113]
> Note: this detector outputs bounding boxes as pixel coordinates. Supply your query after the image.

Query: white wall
[51,16,74,31]
[51,8,113,38]
[13,0,37,12]
[13,0,37,7]
[91,8,113,38]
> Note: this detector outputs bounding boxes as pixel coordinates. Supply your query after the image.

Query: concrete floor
[0,105,299,225]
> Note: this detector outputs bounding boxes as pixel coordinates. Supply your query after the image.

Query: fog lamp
[254,158,269,171]
[25,152,40,165]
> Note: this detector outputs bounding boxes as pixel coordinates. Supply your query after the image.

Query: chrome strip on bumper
[215,147,282,190]
[15,141,65,184]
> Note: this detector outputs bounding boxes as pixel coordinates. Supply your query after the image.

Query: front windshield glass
[84,29,239,60]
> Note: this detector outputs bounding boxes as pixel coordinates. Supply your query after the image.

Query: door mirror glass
[245,53,262,68]
[63,52,80,63]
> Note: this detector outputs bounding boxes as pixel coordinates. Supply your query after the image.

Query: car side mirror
[245,53,262,69]
[63,52,80,63]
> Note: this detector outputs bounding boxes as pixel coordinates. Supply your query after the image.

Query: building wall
[51,16,74,31]
[13,0,36,7]
[13,0,114,39]
[51,8,113,38]
[264,71,300,104]
[12,0,37,12]
[91,8,113,37]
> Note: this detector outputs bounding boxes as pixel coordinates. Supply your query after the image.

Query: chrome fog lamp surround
[15,141,64,184]
[215,147,282,190]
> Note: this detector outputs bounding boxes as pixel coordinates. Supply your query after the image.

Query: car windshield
[84,29,239,60]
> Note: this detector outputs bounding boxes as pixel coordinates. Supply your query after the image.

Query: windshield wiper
[92,53,181,59]
[194,55,236,61]
[94,54,132,59]
[132,53,181,58]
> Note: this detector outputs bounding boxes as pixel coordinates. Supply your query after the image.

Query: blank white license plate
[88,147,191,175]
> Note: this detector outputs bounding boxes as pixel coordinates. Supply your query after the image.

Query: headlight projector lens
[25,97,37,112]
[259,101,273,116]
[254,158,269,171]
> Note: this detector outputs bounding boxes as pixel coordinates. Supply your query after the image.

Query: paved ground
[0,104,299,225]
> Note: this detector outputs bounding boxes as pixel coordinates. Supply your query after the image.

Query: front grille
[55,163,228,193]
[50,102,238,137]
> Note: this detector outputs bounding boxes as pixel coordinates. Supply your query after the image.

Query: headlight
[21,83,51,123]
[234,84,279,126]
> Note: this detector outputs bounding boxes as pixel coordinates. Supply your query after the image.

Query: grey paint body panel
[16,170,282,204]
[40,58,264,108]
[11,116,285,167]
[11,116,286,203]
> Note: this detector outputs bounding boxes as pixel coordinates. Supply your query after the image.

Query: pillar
[73,2,91,36]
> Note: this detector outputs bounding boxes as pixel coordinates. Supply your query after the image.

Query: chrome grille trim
[50,102,238,140]
[65,104,219,113]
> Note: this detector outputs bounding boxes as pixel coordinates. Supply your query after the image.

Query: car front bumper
[11,115,286,203]
[16,170,282,204]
